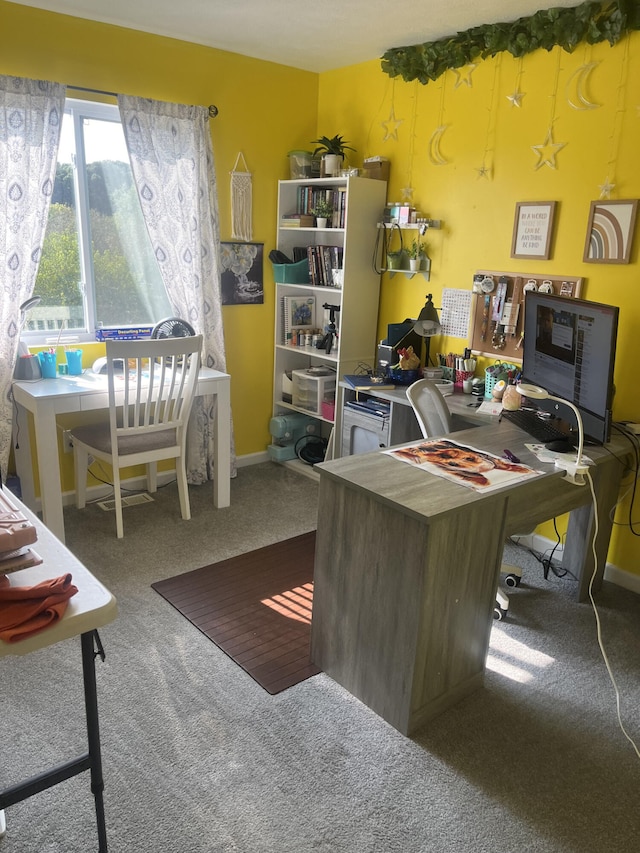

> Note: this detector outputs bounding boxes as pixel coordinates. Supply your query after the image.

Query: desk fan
[151,317,196,338]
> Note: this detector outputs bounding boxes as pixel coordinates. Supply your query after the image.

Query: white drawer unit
[292,369,336,416]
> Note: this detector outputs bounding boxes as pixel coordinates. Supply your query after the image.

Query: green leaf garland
[381,1,640,83]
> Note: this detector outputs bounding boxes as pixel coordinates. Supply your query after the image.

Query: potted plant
[408,237,427,271]
[311,134,356,177]
[311,198,334,228]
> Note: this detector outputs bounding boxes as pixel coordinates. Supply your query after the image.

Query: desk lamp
[516,383,588,486]
[413,294,442,365]
[14,296,43,380]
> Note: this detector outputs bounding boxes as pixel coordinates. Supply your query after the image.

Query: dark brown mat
[151,532,320,694]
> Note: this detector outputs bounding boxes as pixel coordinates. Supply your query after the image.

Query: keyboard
[501,407,572,444]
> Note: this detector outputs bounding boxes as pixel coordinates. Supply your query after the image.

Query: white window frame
[22,98,165,347]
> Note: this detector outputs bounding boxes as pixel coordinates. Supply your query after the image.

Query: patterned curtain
[118,95,236,483]
[0,76,65,482]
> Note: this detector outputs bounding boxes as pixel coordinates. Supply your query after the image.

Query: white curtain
[118,95,236,483]
[0,75,65,482]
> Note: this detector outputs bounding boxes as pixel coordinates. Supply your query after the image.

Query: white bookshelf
[270,176,387,471]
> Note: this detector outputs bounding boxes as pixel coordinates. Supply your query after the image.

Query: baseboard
[513,532,640,595]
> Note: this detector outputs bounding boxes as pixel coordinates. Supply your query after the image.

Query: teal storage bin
[271,258,311,284]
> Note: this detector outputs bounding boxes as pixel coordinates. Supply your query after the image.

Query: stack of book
[280,213,315,228]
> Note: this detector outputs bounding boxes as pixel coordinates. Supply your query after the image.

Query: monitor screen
[521,292,619,444]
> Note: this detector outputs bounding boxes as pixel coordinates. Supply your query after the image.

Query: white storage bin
[292,369,336,415]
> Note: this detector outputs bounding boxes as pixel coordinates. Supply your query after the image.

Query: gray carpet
[1,462,639,852]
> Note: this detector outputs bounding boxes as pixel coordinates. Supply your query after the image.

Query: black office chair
[406,379,520,619]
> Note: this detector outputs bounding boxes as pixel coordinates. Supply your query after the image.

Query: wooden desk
[12,367,231,543]
[0,490,117,850]
[310,422,628,735]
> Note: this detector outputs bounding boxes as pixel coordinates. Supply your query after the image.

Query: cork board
[468,270,583,361]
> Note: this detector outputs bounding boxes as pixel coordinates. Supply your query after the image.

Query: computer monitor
[521,292,619,444]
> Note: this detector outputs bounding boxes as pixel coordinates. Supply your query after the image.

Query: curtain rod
[67,84,219,117]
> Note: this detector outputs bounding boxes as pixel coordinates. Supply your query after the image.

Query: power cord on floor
[585,469,640,760]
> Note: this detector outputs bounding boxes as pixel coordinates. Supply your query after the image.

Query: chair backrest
[106,335,203,445]
[406,378,452,438]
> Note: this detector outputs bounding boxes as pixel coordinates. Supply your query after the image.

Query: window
[25,99,170,344]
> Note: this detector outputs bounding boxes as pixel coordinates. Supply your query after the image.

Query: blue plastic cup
[65,349,83,375]
[38,351,57,379]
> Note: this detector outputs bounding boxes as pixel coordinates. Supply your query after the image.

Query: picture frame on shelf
[510,201,556,260]
[583,199,638,264]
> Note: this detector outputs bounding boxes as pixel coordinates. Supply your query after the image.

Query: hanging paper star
[531,129,566,170]
[400,186,414,202]
[598,177,616,199]
[453,64,477,88]
[475,164,492,179]
[381,107,403,142]
[506,90,525,107]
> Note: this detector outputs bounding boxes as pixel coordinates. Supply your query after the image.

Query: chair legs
[175,459,191,521]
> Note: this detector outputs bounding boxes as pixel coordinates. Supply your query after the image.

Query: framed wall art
[220,242,264,304]
[511,201,557,260]
[583,199,638,264]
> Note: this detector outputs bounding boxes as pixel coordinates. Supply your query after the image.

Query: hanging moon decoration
[428,125,449,165]
[565,62,600,111]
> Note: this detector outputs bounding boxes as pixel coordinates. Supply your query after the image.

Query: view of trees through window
[30,101,170,338]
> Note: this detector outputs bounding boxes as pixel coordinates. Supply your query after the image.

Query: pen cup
[65,349,83,375]
[37,351,57,379]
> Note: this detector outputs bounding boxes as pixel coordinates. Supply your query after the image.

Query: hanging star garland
[381,106,403,141]
[598,178,616,199]
[400,186,415,202]
[453,63,477,88]
[506,90,525,107]
[532,48,565,170]
[475,164,492,179]
[531,128,566,170]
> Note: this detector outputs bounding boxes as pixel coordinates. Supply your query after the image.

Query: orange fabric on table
[0,573,78,643]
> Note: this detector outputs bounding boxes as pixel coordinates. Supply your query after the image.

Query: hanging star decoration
[453,63,477,88]
[475,163,492,179]
[598,178,616,199]
[531,128,566,170]
[506,90,525,107]
[381,106,403,141]
[400,186,414,203]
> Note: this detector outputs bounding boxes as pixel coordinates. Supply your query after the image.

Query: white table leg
[30,399,66,543]
[213,380,231,508]
[12,401,36,510]
[0,808,6,837]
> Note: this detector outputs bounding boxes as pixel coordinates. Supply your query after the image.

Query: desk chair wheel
[504,572,521,588]
[494,587,509,621]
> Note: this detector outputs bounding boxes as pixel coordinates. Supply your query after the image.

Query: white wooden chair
[406,379,520,619]
[70,335,203,538]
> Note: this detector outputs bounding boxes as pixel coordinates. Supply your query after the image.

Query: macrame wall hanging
[230,152,253,241]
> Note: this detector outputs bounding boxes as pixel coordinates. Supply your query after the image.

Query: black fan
[151,317,196,339]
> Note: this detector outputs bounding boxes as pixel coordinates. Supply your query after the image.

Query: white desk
[0,490,117,850]
[12,367,231,543]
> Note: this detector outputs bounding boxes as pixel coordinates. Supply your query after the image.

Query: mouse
[545,439,573,453]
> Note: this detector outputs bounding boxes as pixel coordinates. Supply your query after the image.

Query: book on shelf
[343,374,395,391]
[281,294,316,344]
[307,245,343,287]
[280,213,315,228]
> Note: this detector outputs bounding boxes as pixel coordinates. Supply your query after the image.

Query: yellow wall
[1,0,318,462]
[3,2,640,576]
[319,37,640,576]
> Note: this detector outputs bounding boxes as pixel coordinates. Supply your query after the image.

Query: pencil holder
[37,351,57,378]
[455,370,474,389]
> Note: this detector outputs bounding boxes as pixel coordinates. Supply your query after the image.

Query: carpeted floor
[151,531,320,693]
[1,462,639,852]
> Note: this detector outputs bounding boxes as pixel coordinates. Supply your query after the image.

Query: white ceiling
[11,0,582,73]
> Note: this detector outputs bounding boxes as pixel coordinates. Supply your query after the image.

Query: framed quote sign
[510,201,557,260]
